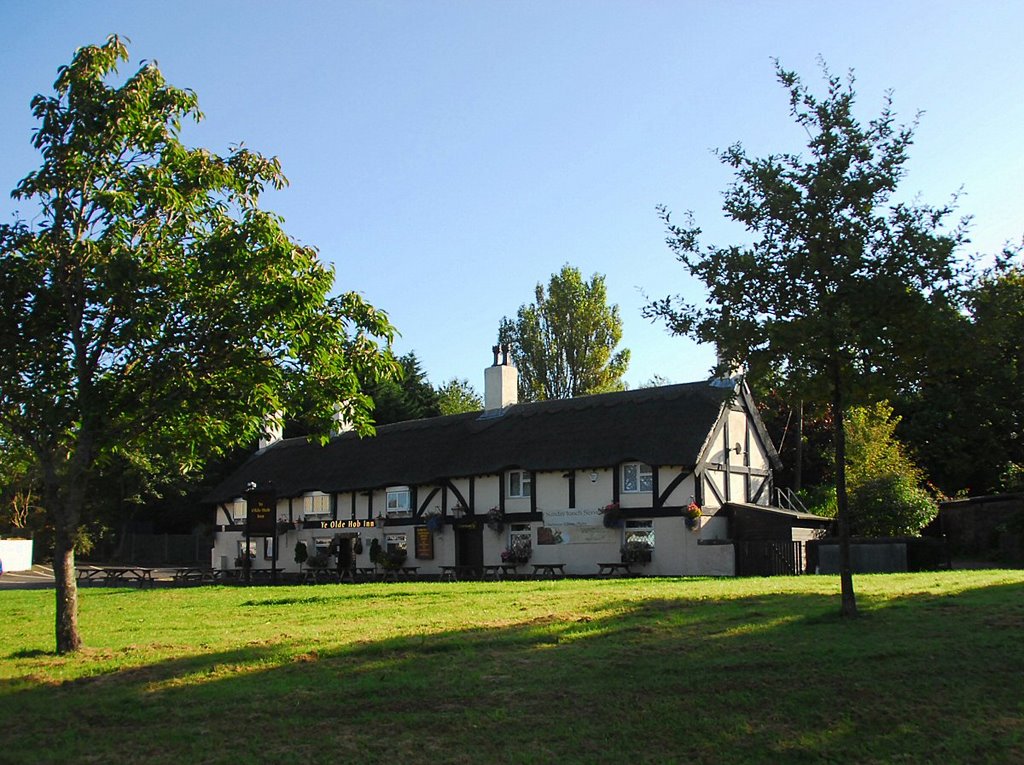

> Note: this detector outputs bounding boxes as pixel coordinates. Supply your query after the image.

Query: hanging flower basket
[684,502,702,532]
[602,502,623,529]
[486,507,505,533]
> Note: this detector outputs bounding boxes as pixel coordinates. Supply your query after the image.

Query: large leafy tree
[0,37,398,652]
[897,254,1024,495]
[645,62,966,616]
[499,264,630,401]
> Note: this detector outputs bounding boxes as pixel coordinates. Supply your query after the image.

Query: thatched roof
[206,381,740,503]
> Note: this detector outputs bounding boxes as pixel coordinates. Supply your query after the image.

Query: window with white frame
[236,539,256,561]
[227,499,247,524]
[313,537,332,556]
[621,462,653,493]
[385,533,408,554]
[386,486,412,517]
[504,523,532,564]
[624,520,654,556]
[508,470,532,498]
[303,492,332,518]
[509,523,532,548]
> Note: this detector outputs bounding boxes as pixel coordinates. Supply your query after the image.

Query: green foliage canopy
[645,61,967,615]
[499,264,630,401]
[364,352,441,425]
[436,377,483,415]
[0,36,398,652]
[896,255,1024,495]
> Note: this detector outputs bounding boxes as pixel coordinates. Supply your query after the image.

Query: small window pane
[509,471,531,498]
[639,466,653,493]
[623,464,638,492]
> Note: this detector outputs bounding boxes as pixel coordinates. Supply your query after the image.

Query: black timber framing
[656,469,692,509]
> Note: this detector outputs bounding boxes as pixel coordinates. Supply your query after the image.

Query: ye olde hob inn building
[207,348,828,579]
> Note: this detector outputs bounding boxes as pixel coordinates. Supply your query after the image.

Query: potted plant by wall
[306,552,329,570]
[501,539,532,565]
[486,507,505,533]
[602,502,623,529]
[294,541,308,572]
[369,538,382,566]
[381,547,408,571]
[621,540,652,564]
[684,502,702,531]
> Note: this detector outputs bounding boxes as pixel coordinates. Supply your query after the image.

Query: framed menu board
[415,526,434,560]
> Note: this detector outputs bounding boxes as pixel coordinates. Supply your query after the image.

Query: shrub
[294,541,308,567]
[849,473,937,537]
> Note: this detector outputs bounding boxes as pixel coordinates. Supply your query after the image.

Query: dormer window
[227,499,247,524]
[386,486,412,517]
[302,492,332,519]
[508,470,532,498]
[621,462,653,493]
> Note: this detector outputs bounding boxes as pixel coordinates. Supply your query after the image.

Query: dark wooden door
[455,523,484,570]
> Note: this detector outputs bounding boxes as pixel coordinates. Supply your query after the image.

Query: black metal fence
[735,540,805,576]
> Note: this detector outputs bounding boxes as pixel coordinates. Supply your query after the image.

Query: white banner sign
[542,507,604,527]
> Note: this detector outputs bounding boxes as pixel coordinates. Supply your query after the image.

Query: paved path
[0,564,56,590]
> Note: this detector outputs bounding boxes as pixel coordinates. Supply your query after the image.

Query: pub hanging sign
[245,485,277,536]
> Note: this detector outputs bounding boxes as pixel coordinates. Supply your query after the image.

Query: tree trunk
[53,523,82,653]
[831,368,858,617]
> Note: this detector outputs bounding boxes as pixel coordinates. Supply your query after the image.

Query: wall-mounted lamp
[589,471,598,483]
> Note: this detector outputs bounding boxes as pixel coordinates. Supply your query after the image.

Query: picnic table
[173,567,219,584]
[379,566,419,582]
[531,563,566,579]
[597,562,635,577]
[439,565,480,581]
[301,568,338,584]
[77,565,156,587]
[482,564,520,581]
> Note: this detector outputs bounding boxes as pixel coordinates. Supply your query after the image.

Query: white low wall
[0,538,34,571]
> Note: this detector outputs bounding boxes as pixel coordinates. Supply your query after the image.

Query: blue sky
[2,1,1021,393]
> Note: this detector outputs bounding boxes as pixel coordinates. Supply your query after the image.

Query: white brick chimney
[484,344,518,411]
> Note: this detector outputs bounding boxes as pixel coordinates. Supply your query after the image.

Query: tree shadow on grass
[1,579,1022,765]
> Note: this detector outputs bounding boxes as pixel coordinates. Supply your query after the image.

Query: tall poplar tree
[0,37,399,652]
[499,264,630,401]
[646,61,967,616]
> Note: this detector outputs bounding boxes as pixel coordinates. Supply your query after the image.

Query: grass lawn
[1,570,1022,764]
